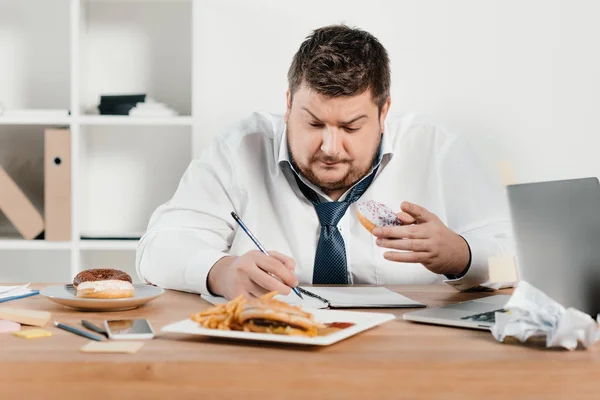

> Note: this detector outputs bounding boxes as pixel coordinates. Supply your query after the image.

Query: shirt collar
[277,120,395,202]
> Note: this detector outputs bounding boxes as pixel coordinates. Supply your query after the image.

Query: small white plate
[40,284,164,312]
[161,309,395,346]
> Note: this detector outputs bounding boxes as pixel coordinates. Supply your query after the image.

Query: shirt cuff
[444,235,472,280]
[185,249,229,295]
[444,234,490,292]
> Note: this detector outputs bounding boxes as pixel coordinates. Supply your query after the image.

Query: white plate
[40,284,164,312]
[161,309,395,346]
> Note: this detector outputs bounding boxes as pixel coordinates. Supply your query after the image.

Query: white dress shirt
[136,112,513,295]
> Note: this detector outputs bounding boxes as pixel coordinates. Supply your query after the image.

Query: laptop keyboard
[460,309,505,324]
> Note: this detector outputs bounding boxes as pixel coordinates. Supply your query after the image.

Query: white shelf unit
[78,115,193,126]
[0,116,193,126]
[0,0,196,283]
[0,240,73,251]
[0,117,73,126]
[79,240,139,251]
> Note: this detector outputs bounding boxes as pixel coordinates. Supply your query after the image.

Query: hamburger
[238,299,324,337]
[191,292,326,337]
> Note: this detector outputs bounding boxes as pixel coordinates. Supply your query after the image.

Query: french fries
[191,294,247,330]
[190,292,322,336]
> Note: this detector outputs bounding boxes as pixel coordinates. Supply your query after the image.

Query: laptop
[403,177,600,330]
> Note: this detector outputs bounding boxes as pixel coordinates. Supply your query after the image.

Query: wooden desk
[1,284,597,399]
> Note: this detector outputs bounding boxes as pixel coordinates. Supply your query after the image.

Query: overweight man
[136,25,512,299]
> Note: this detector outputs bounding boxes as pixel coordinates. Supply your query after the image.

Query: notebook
[201,286,425,309]
[0,284,39,303]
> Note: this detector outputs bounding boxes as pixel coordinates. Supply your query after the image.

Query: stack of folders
[0,166,44,240]
[44,128,71,241]
[0,127,71,241]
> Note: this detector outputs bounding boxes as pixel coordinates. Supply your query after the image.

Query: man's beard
[286,130,378,193]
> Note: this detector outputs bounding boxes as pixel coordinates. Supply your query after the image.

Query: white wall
[81,0,192,115]
[0,0,70,110]
[193,0,600,184]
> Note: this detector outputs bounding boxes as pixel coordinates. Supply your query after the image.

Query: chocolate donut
[73,268,132,287]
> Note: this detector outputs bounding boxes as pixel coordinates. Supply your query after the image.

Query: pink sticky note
[0,319,21,333]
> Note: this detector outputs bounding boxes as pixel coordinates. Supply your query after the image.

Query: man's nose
[320,127,342,156]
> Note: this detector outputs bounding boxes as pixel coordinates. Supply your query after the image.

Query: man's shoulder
[216,112,284,147]
[387,112,458,144]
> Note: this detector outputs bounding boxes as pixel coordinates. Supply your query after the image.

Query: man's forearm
[136,229,229,295]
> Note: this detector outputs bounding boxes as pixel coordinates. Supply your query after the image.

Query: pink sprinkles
[356,200,402,227]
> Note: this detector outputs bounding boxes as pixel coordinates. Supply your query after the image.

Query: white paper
[305,286,424,308]
[0,283,29,295]
[491,281,599,350]
[201,287,423,309]
[201,292,327,309]
[129,98,178,117]
[0,283,34,300]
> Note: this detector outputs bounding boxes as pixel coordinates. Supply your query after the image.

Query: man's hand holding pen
[207,250,299,300]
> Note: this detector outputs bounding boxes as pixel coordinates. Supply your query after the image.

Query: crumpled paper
[491,281,599,350]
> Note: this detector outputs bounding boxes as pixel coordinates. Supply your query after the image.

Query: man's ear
[284,89,292,123]
[379,96,391,128]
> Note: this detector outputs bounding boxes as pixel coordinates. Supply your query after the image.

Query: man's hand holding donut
[372,201,471,276]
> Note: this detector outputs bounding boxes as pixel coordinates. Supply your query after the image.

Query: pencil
[53,321,103,341]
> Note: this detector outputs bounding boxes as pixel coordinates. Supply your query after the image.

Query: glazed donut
[76,280,135,299]
[355,200,402,233]
[73,268,134,299]
[73,268,132,287]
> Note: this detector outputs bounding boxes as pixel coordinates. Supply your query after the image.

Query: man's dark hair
[287,24,390,110]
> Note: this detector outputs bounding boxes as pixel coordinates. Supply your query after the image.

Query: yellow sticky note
[12,328,52,339]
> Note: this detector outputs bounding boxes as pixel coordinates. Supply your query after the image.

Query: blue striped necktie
[294,168,378,284]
